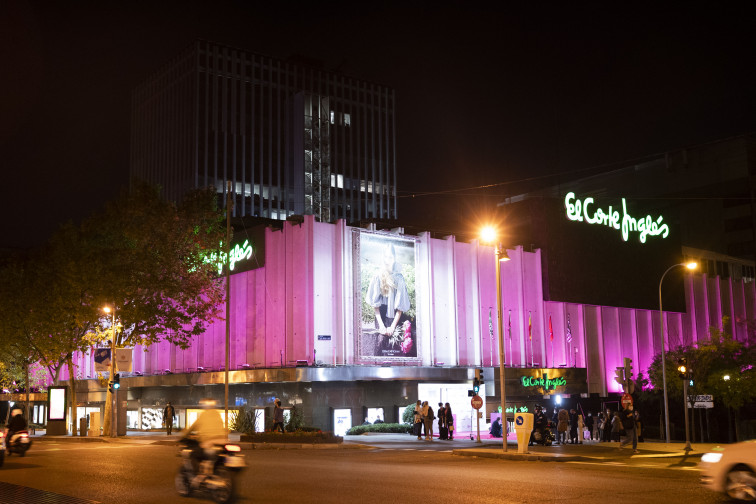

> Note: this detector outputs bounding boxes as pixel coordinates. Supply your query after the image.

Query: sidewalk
[29,430,725,461]
[452,437,721,462]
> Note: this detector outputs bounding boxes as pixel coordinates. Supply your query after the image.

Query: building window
[330,110,335,124]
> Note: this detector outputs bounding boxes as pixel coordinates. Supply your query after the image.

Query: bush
[346,423,413,435]
[230,407,257,434]
[402,403,417,424]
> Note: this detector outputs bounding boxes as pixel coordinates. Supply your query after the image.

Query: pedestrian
[421,401,431,440]
[552,408,560,444]
[603,409,614,442]
[634,409,643,442]
[273,399,285,433]
[611,411,622,442]
[414,400,423,440]
[445,403,454,440]
[437,402,447,440]
[585,412,594,441]
[426,403,435,440]
[569,408,579,444]
[163,402,176,435]
[557,408,569,445]
[619,405,638,453]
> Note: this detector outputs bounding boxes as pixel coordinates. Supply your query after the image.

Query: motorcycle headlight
[224,444,241,452]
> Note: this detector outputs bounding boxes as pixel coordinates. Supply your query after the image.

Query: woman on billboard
[365,243,412,356]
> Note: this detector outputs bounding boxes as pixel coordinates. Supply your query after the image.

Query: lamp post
[658,261,696,444]
[482,226,510,452]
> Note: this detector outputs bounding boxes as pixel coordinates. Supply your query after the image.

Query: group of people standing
[413,400,454,440]
[548,404,641,451]
[595,405,642,452]
[553,407,585,445]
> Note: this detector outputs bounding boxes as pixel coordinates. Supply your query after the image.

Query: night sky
[3,2,756,249]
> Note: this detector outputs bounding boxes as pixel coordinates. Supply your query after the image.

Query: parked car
[699,440,756,502]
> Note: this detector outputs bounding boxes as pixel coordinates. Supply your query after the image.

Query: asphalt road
[0,441,723,504]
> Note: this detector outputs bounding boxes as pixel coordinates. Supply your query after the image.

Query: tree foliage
[82,182,226,350]
[647,318,755,411]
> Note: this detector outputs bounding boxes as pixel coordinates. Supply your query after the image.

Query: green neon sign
[564,192,669,243]
[521,374,567,391]
[203,239,254,275]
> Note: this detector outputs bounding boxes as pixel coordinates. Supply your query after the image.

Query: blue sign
[515,416,524,426]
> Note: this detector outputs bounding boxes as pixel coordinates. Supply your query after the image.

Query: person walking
[273,399,285,433]
[619,405,638,453]
[163,402,176,435]
[634,409,643,442]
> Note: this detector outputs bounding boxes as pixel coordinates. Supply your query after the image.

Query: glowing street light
[481,226,510,452]
[658,261,697,444]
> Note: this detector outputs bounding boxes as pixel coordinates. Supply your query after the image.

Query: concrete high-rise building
[130,40,397,223]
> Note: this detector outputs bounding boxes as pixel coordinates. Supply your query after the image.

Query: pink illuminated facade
[67,215,754,432]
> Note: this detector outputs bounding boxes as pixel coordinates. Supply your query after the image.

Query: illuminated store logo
[504,406,529,414]
[204,239,254,275]
[521,375,567,391]
[564,192,669,243]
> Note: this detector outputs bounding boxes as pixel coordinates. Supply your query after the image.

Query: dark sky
[3,2,756,248]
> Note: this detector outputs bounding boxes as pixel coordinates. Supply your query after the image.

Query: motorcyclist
[6,408,28,452]
[181,399,226,487]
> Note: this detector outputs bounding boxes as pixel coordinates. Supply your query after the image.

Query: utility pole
[225,181,233,439]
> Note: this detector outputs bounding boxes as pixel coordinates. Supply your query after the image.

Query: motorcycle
[531,421,555,447]
[175,437,246,504]
[5,430,32,457]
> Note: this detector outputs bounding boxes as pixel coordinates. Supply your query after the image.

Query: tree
[647,319,755,441]
[81,182,226,435]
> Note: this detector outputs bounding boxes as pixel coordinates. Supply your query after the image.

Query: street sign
[471,395,483,410]
[687,394,714,409]
[621,393,633,408]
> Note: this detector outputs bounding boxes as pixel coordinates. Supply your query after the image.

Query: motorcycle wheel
[175,468,192,497]
[209,469,234,504]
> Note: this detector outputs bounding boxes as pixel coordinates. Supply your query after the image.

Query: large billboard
[354,231,418,362]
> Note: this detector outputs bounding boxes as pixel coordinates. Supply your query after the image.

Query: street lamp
[481,226,510,452]
[658,261,697,444]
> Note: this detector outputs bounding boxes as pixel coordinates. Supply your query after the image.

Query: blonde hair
[379,244,398,296]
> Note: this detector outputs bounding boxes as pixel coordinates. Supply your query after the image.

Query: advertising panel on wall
[354,231,419,362]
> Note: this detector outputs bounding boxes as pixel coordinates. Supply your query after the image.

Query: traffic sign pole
[471,395,483,444]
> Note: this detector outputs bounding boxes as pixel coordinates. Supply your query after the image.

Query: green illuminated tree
[79,182,226,435]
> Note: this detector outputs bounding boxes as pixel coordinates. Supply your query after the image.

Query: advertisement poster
[48,387,67,421]
[356,232,417,360]
[93,348,111,372]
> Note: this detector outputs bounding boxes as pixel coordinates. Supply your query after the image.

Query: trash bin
[79,417,87,436]
[514,412,533,454]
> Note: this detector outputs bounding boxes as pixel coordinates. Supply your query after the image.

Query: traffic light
[613,367,625,387]
[677,358,688,379]
[623,357,634,394]
[472,369,483,395]
[109,373,121,393]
